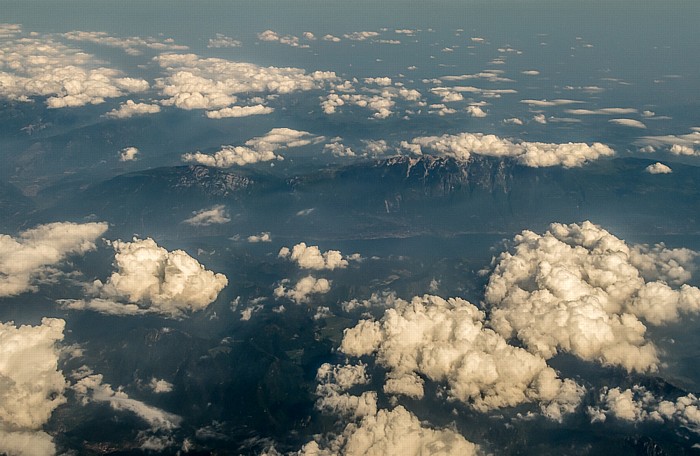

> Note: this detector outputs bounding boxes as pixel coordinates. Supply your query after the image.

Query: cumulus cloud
[273,276,330,304]
[0,36,149,107]
[106,100,161,119]
[207,34,241,48]
[609,118,646,129]
[148,378,174,394]
[645,162,672,174]
[402,132,614,168]
[324,142,356,157]
[183,205,230,226]
[466,105,487,117]
[340,294,584,420]
[74,374,181,431]
[588,385,700,434]
[0,318,66,456]
[521,70,540,75]
[637,130,700,155]
[62,237,228,318]
[278,243,354,270]
[343,31,380,41]
[484,221,700,372]
[0,222,108,297]
[247,232,271,243]
[299,406,480,456]
[119,146,139,161]
[314,363,377,419]
[322,84,422,119]
[182,128,321,167]
[153,53,337,114]
[205,104,273,118]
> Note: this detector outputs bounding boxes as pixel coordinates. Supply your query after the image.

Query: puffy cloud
[0,222,108,297]
[343,31,379,41]
[247,232,271,243]
[74,374,180,431]
[484,221,700,372]
[324,142,356,157]
[273,276,330,304]
[314,363,377,419]
[364,77,392,86]
[402,132,613,168]
[322,34,341,42]
[340,294,584,420]
[0,36,149,107]
[183,128,320,168]
[183,205,230,226]
[645,162,672,174]
[637,129,700,155]
[149,378,174,394]
[299,406,480,456]
[278,243,353,270]
[106,100,161,119]
[0,318,66,456]
[119,146,139,161]
[205,104,273,118]
[153,53,337,114]
[0,23,22,38]
[670,144,697,156]
[182,145,279,167]
[62,237,228,318]
[257,30,308,48]
[504,117,523,125]
[322,84,422,119]
[521,70,540,75]
[466,105,487,118]
[609,118,646,129]
[588,385,700,433]
[565,108,637,115]
[207,34,241,48]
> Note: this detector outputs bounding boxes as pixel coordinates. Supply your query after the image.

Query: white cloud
[314,363,377,419]
[182,128,320,168]
[247,232,271,243]
[273,276,330,304]
[153,53,337,114]
[588,385,700,434]
[62,237,228,318]
[670,144,697,156]
[324,142,356,157]
[183,205,230,226]
[0,36,149,107]
[637,130,700,154]
[522,70,540,75]
[466,105,487,117]
[364,77,392,86]
[207,34,241,48]
[106,100,161,119]
[74,374,181,431]
[520,99,583,107]
[278,243,353,270]
[205,104,273,118]
[340,294,583,420]
[0,318,66,456]
[565,108,638,115]
[485,221,700,372]
[322,34,341,42]
[119,146,139,162]
[149,378,174,394]
[182,145,280,167]
[0,222,108,297]
[0,23,22,38]
[645,162,672,174]
[61,30,187,54]
[343,31,380,41]
[609,118,647,129]
[441,70,513,83]
[299,406,480,456]
[504,117,523,125]
[402,132,614,168]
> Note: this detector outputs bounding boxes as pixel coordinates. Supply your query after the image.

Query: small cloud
[119,146,139,162]
[609,118,647,129]
[645,162,672,174]
[183,205,231,226]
